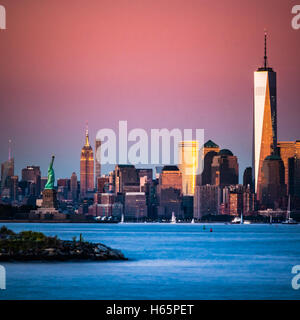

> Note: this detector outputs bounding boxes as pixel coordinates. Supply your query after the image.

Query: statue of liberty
[45,155,55,190]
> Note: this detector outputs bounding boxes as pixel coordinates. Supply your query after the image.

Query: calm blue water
[0,223,300,300]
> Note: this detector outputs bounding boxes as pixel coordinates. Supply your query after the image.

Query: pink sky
[0,0,299,179]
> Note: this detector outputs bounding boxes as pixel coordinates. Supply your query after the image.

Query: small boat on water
[282,217,297,224]
[231,216,241,224]
[282,196,298,225]
[191,218,195,224]
[94,216,118,223]
[231,211,251,224]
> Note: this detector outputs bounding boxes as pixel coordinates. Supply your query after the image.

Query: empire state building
[80,125,94,197]
[253,32,277,202]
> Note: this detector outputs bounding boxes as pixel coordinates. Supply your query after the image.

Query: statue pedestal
[30,188,66,220]
[42,189,58,209]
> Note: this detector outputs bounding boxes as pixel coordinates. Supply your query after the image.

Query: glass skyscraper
[178,141,199,196]
[253,32,277,201]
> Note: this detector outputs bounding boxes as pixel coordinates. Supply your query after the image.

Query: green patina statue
[44,155,55,190]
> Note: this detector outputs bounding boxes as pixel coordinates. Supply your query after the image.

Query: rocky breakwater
[0,226,127,261]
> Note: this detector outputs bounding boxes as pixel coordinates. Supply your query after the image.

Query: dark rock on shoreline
[0,226,127,262]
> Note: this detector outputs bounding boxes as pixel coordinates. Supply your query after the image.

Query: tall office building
[137,168,153,181]
[157,166,183,220]
[159,166,182,191]
[260,155,286,209]
[201,140,220,185]
[95,139,102,188]
[9,176,19,201]
[108,171,115,192]
[1,140,14,193]
[124,192,147,221]
[222,185,245,216]
[114,165,139,193]
[211,149,239,187]
[80,125,94,197]
[243,167,253,189]
[97,176,109,193]
[194,185,221,219]
[221,185,254,216]
[21,166,41,196]
[253,32,277,201]
[288,156,300,199]
[243,185,256,215]
[1,158,14,192]
[70,172,78,201]
[57,178,70,201]
[277,140,300,194]
[178,141,199,196]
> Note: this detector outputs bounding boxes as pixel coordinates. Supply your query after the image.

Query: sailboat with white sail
[231,211,251,224]
[170,211,176,224]
[282,196,297,224]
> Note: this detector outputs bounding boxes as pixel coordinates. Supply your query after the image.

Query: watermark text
[96,121,204,175]
[292,5,300,30]
[292,265,300,290]
[0,5,6,30]
[0,265,6,290]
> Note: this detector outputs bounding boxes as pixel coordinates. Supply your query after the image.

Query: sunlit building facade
[159,165,182,191]
[80,126,94,197]
[277,140,300,194]
[178,141,199,196]
[253,33,277,202]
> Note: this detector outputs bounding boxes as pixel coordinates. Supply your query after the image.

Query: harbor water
[0,223,300,300]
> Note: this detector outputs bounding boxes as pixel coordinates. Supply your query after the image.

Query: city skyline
[1,1,300,305]
[0,0,300,180]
